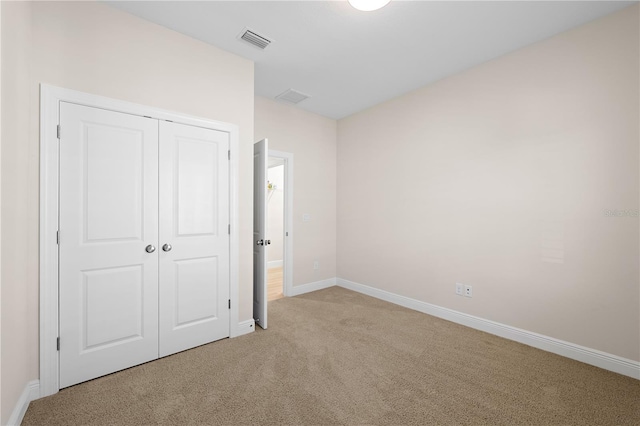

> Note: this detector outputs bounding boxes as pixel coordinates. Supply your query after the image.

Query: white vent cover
[275,89,311,104]
[237,27,272,50]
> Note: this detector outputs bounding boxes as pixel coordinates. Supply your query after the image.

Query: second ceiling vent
[275,89,311,105]
[238,27,272,50]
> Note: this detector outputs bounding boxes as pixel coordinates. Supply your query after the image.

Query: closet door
[59,103,159,388]
[158,121,230,357]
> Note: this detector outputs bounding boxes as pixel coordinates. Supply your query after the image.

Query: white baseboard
[289,277,336,297]
[336,278,640,380]
[7,380,40,426]
[268,260,283,269]
[232,319,255,338]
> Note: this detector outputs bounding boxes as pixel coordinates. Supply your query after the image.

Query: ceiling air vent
[238,28,272,50]
[275,89,311,105]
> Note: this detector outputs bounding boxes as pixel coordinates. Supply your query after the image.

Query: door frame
[267,150,294,297]
[39,84,240,397]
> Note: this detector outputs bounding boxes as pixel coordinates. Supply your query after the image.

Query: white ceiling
[107,1,636,120]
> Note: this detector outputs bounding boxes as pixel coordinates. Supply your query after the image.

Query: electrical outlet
[313,260,319,270]
[464,285,473,298]
[455,283,464,296]
[303,213,311,222]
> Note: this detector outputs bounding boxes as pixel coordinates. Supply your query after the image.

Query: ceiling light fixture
[348,0,391,12]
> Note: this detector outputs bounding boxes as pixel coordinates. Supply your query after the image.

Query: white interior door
[59,102,159,388]
[253,139,268,329]
[158,121,230,357]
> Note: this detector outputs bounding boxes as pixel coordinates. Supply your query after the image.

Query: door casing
[39,84,241,397]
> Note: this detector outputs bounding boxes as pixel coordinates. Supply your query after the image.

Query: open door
[253,139,268,329]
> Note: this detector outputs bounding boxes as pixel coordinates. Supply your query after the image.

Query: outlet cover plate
[464,285,473,298]
[455,283,464,296]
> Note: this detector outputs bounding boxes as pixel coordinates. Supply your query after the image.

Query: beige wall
[1,2,254,422]
[337,6,639,361]
[1,2,33,422]
[0,1,3,420]
[267,165,285,264]
[255,96,337,286]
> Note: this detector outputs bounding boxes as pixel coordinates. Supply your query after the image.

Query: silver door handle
[162,244,172,252]
[256,239,264,246]
[145,245,156,253]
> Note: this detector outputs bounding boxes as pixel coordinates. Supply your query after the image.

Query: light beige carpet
[23,287,640,425]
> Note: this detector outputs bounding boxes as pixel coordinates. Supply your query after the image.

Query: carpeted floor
[23,287,640,425]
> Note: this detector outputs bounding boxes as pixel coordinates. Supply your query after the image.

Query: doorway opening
[267,150,293,302]
[267,160,285,301]
[253,146,293,329]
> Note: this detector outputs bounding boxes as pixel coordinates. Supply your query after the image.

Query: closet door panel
[159,121,230,357]
[58,102,159,388]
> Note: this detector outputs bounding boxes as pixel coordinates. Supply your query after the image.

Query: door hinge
[56,125,60,139]
[56,231,59,245]
[228,299,231,309]
[228,150,230,160]
[56,337,60,351]
[228,224,230,235]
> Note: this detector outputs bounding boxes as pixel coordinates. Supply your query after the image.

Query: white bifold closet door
[59,103,229,388]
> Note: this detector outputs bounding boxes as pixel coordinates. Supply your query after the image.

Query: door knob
[145,245,156,253]
[256,239,264,246]
[162,244,172,252]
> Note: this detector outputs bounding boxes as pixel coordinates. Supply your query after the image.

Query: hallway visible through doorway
[267,267,284,301]
[267,161,285,301]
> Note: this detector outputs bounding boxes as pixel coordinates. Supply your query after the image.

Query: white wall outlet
[313,260,319,270]
[455,283,464,296]
[303,213,311,222]
[464,285,473,298]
